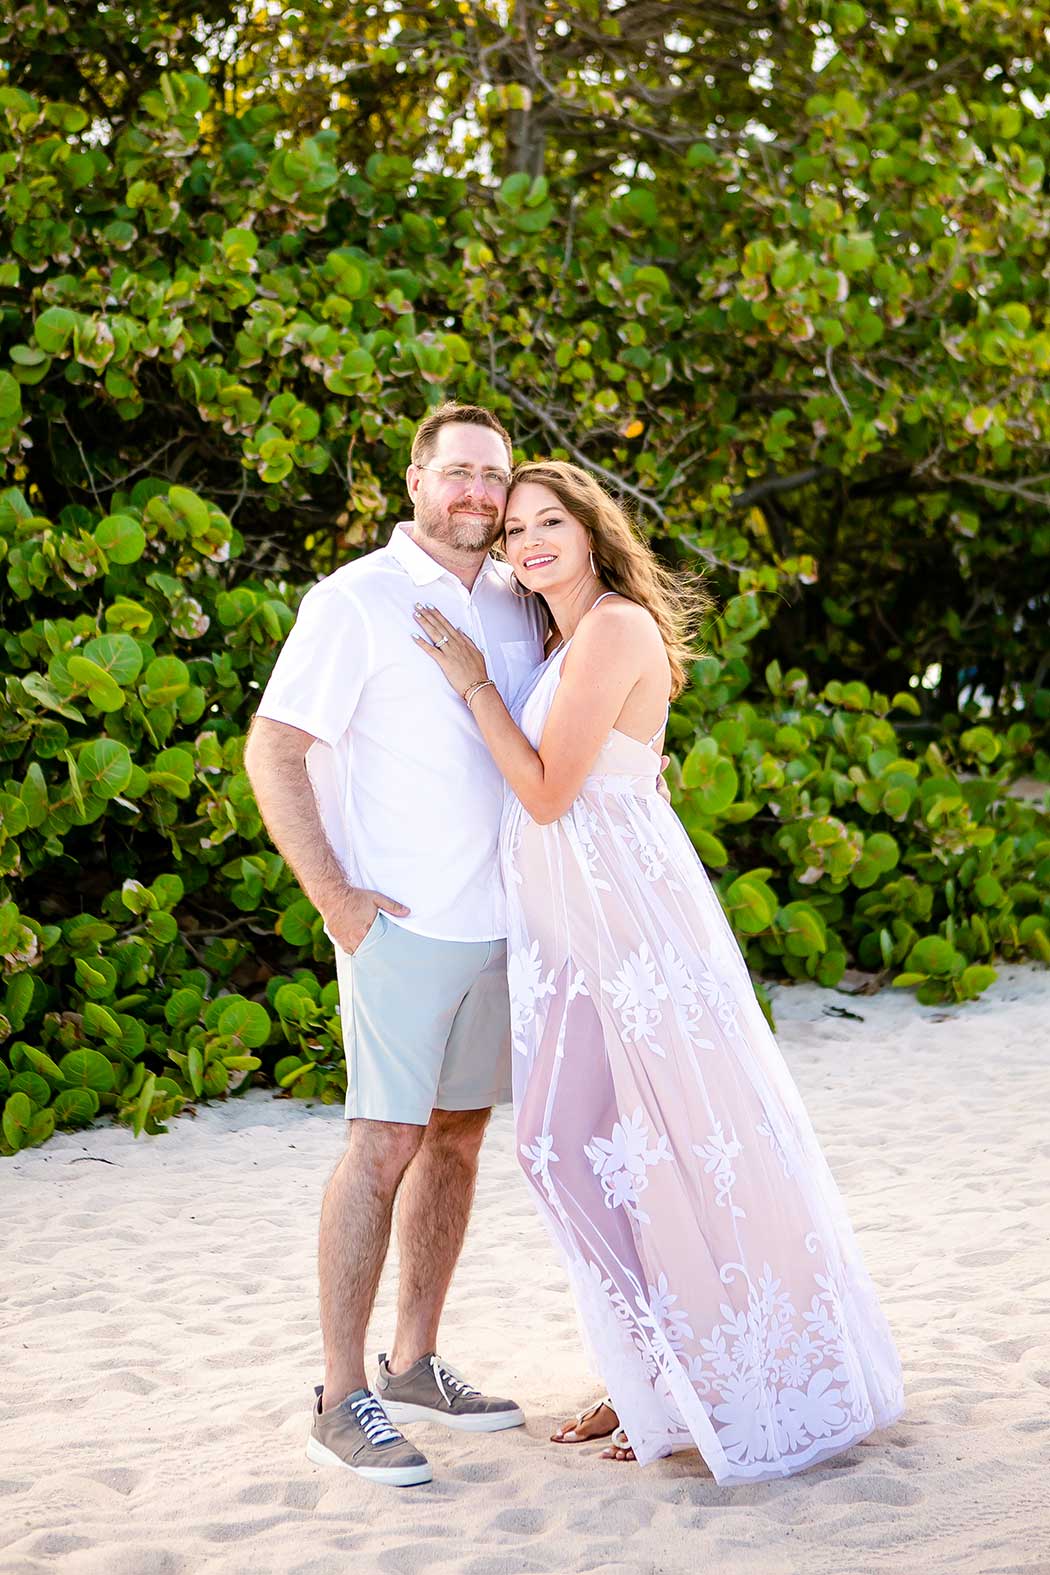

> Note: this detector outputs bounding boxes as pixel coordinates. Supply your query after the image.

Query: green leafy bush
[0,483,1046,1153]
[667,605,1050,1004]
[2,14,1049,716]
[2,9,1049,1151]
[0,482,347,1153]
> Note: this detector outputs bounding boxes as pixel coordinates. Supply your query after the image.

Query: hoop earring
[509,572,533,599]
[589,549,599,578]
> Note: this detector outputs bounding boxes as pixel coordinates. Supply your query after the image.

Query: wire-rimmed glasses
[416,463,512,491]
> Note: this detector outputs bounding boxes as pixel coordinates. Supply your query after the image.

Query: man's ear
[406,464,421,501]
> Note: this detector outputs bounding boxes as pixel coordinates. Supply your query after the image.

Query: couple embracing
[245,401,904,1489]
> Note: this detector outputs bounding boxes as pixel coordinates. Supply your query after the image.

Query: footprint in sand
[84,1549,191,1575]
[460,1556,552,1575]
[83,1466,141,1496]
[813,1472,924,1507]
[448,1459,511,1485]
[22,1532,94,1559]
[97,1370,159,1397]
[237,1480,280,1506]
[376,1542,454,1575]
[956,1248,1015,1268]
[565,1494,656,1535]
[485,1505,548,1536]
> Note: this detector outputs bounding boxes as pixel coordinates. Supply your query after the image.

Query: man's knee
[424,1106,492,1160]
[346,1117,425,1185]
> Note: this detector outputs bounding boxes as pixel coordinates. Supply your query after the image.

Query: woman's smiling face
[503,481,591,592]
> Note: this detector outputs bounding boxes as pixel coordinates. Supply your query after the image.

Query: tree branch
[824,347,853,425]
[491,372,670,524]
[730,467,832,509]
[936,472,1050,508]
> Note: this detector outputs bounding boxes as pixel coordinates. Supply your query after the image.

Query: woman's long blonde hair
[505,460,712,698]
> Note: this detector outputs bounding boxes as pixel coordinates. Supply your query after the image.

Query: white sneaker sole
[380,1400,526,1432]
[306,1435,433,1485]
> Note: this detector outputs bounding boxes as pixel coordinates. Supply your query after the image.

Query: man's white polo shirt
[255,522,545,942]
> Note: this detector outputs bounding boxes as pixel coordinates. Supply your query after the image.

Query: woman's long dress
[500,643,905,1483]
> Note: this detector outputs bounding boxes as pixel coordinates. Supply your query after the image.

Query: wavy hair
[505,460,712,697]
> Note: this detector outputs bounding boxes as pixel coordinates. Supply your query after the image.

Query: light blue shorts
[334,913,512,1126]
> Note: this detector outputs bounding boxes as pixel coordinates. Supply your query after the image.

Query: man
[245,402,545,1487]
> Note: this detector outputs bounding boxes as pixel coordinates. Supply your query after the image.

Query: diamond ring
[435,634,450,647]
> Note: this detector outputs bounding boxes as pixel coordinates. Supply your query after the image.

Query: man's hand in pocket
[327,887,409,953]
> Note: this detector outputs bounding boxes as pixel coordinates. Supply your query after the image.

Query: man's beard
[414,490,502,552]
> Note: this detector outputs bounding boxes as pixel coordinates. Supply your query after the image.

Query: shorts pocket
[350,909,387,958]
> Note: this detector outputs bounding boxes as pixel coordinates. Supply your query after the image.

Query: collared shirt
[255,522,546,941]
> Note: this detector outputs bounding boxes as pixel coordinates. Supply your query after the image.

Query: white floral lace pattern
[520,1133,558,1177]
[627,827,671,882]
[684,1259,872,1468]
[757,1116,795,1179]
[566,801,613,891]
[508,939,556,1057]
[601,942,669,1053]
[661,940,717,1052]
[692,1121,746,1218]
[583,1107,673,1223]
[503,645,905,1480]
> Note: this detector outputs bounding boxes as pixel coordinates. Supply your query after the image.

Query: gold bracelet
[464,678,495,710]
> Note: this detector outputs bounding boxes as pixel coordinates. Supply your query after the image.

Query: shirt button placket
[466,601,489,664]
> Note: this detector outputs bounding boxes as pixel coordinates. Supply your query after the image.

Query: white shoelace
[430,1355,481,1408]
[350,1392,401,1446]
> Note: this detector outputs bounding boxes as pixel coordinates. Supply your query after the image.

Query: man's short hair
[411,402,513,467]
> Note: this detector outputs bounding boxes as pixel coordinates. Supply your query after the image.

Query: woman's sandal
[550,1395,618,1443]
[600,1426,637,1463]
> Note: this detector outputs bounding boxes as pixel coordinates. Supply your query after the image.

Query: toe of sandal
[552,1395,615,1443]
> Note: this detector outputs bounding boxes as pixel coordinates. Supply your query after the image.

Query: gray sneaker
[375,1352,525,1433]
[306,1385,432,1485]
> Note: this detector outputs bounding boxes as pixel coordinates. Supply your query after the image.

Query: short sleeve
[254,579,371,748]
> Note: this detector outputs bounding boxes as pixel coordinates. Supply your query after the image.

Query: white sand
[3,965,1050,1575]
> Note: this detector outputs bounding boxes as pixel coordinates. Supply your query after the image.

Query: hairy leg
[388,1106,492,1372]
[318,1117,423,1409]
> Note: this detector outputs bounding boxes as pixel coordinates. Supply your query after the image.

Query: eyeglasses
[417,463,512,491]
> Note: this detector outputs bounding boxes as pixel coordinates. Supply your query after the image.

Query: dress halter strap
[646,705,670,750]
[546,589,620,663]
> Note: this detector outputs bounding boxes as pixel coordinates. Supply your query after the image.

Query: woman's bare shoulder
[563,598,666,699]
[579,595,663,649]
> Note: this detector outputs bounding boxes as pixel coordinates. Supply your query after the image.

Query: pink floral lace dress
[500,640,905,1482]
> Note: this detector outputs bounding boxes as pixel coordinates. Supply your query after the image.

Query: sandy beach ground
[3,965,1050,1575]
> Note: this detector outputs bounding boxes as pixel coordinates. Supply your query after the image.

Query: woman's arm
[413,601,658,824]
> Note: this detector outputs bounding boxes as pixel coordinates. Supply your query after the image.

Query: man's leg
[319,1117,424,1409]
[387,1106,492,1372]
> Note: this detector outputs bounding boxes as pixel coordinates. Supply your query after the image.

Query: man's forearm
[244,719,350,918]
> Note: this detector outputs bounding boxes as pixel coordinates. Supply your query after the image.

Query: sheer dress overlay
[501,645,905,1482]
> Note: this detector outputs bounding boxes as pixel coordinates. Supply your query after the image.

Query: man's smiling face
[408,422,512,553]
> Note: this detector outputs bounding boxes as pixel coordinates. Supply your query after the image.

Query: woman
[412,460,904,1482]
